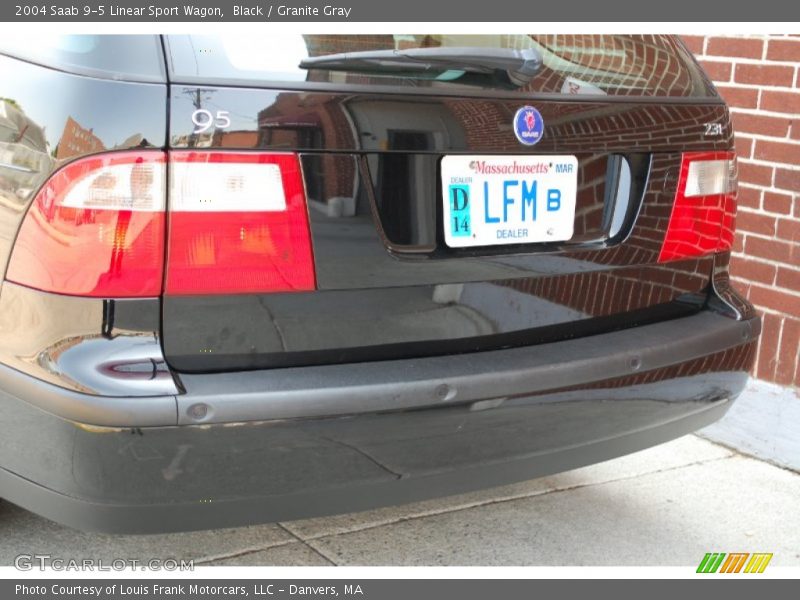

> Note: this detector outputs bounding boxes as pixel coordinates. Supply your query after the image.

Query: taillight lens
[165,152,315,295]
[7,150,316,298]
[658,151,737,263]
[6,151,166,297]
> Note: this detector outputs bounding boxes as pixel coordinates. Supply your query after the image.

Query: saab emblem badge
[513,106,544,146]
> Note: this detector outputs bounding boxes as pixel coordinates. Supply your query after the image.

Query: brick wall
[682,35,800,389]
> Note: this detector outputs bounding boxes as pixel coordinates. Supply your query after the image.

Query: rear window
[0,35,165,83]
[166,34,715,98]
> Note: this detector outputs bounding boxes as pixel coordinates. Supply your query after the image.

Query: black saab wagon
[0,34,759,533]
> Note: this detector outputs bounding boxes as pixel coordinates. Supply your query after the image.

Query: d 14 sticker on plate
[441,155,578,248]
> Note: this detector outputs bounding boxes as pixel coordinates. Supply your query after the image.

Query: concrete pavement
[701,380,800,472]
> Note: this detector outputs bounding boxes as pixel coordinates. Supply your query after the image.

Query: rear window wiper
[298,47,543,86]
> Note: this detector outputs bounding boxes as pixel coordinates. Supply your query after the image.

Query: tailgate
[161,34,732,372]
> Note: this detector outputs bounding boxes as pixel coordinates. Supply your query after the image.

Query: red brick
[776,217,800,243]
[762,191,793,214]
[775,168,800,192]
[754,140,800,164]
[777,267,800,291]
[796,360,800,387]
[766,39,800,61]
[736,185,761,209]
[716,85,759,109]
[738,161,774,187]
[734,135,753,159]
[749,285,800,319]
[795,196,800,218]
[731,112,792,137]
[699,59,733,82]
[760,90,800,114]
[681,35,705,54]
[730,256,776,284]
[707,37,764,59]
[755,312,781,380]
[735,63,795,87]
[732,231,745,253]
[737,210,776,236]
[746,236,795,263]
[775,317,800,385]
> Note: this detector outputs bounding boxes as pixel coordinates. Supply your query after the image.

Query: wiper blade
[299,47,543,86]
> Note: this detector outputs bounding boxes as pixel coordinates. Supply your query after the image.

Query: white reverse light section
[684,159,736,197]
[170,162,286,212]
[61,162,165,212]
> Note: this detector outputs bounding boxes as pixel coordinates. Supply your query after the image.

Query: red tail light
[6,151,166,297]
[164,151,315,295]
[658,151,737,263]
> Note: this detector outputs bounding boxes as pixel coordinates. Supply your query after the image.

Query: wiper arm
[299,47,543,86]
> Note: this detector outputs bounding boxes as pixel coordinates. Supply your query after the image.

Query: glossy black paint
[0,282,178,396]
[711,253,759,321]
[163,264,711,372]
[169,87,732,153]
[0,35,166,84]
[164,82,730,371]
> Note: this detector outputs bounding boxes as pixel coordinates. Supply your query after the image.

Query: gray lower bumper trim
[176,311,759,426]
[0,310,758,428]
[0,399,732,534]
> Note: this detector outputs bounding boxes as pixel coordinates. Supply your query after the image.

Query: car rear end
[0,34,758,533]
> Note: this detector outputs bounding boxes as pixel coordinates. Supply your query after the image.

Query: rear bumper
[0,309,758,533]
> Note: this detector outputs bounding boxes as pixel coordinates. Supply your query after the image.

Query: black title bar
[3,0,800,21]
[3,579,796,600]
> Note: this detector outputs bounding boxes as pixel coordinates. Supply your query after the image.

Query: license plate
[441,155,578,248]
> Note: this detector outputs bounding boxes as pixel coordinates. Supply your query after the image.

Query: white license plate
[441,155,578,248]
